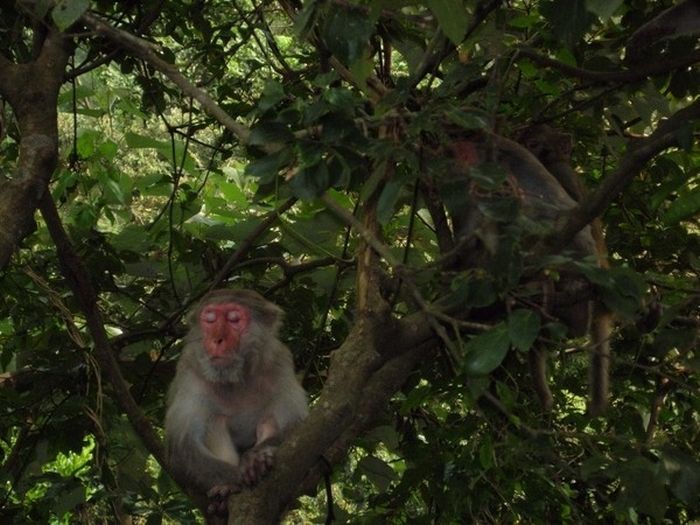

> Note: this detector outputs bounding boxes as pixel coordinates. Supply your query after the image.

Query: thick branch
[519,47,700,84]
[38,193,175,479]
[0,28,69,270]
[298,341,437,495]
[226,306,437,523]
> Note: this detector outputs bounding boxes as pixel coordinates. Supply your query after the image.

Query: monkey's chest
[211,388,269,448]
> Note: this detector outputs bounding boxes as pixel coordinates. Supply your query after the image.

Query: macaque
[627,0,700,63]
[518,124,608,266]
[519,124,613,415]
[445,130,611,415]
[165,289,309,513]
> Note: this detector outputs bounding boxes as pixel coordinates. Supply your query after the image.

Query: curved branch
[545,99,700,252]
[38,193,176,481]
[519,47,700,84]
[80,11,252,145]
[226,305,437,523]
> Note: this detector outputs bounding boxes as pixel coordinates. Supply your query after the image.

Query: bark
[0,29,70,270]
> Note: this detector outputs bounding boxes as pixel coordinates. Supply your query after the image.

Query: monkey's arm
[165,376,243,492]
[240,354,309,485]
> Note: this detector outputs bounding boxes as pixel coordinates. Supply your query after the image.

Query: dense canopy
[0,1,698,523]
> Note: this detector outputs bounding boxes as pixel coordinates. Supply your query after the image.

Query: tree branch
[226,304,437,523]
[37,193,177,482]
[407,0,503,89]
[80,11,252,145]
[545,99,700,252]
[519,47,700,84]
[0,28,69,271]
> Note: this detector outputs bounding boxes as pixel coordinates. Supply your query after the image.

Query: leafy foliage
[0,0,698,523]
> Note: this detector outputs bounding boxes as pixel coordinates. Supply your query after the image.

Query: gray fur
[164,290,308,494]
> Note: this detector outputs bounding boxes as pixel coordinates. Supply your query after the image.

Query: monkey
[517,124,608,265]
[518,124,613,415]
[627,0,700,63]
[164,289,309,514]
[442,130,611,415]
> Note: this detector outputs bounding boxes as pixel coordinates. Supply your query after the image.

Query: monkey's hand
[207,482,242,515]
[240,444,276,486]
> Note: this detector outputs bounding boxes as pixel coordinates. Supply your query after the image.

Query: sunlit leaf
[663,188,700,224]
[585,0,623,20]
[51,0,88,31]
[377,178,404,224]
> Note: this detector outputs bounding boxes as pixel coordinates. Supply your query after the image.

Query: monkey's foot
[207,483,241,515]
[241,445,276,486]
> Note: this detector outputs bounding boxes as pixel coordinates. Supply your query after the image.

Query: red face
[451,139,480,167]
[199,302,251,362]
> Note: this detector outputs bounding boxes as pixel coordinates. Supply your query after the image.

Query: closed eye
[202,311,217,323]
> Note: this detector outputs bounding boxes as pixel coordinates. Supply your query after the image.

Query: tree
[1,1,698,523]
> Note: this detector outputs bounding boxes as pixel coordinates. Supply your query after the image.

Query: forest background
[0,0,698,523]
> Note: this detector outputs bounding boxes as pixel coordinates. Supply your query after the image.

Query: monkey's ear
[258,300,284,333]
[555,133,573,156]
[185,304,201,326]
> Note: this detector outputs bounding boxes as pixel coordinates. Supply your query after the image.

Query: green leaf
[31,0,53,18]
[508,310,540,352]
[429,0,468,45]
[357,455,398,492]
[51,484,85,516]
[125,132,167,150]
[469,162,507,190]
[125,261,165,278]
[662,447,700,505]
[376,178,404,224]
[585,0,623,20]
[477,196,518,223]
[540,0,594,47]
[290,162,331,200]
[663,187,700,224]
[111,225,151,253]
[248,122,294,148]
[464,323,511,376]
[614,457,668,522]
[258,81,286,113]
[445,108,488,131]
[322,9,373,64]
[349,55,374,91]
[478,436,494,469]
[97,171,127,205]
[294,0,321,37]
[245,149,293,184]
[51,0,88,31]
[508,15,539,29]
[76,130,98,158]
[98,140,119,160]
[450,274,497,308]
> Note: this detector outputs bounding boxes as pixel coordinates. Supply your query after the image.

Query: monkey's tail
[588,312,613,416]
